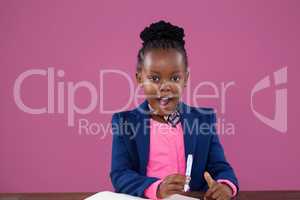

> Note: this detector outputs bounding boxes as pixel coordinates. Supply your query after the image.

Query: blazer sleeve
[205,110,239,192]
[110,113,159,197]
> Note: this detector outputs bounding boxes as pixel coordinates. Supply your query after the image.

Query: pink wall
[0,0,299,192]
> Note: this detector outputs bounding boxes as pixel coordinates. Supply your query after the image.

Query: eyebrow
[171,70,182,74]
[149,70,160,74]
[149,70,182,74]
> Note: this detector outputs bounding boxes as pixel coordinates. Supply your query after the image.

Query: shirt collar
[147,102,181,127]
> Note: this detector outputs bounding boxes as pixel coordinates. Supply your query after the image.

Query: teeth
[159,97,171,106]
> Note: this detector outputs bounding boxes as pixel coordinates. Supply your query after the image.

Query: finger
[216,196,223,200]
[204,171,216,188]
[166,189,184,197]
[168,174,186,185]
[173,174,187,183]
[212,187,223,199]
[167,183,185,192]
[221,192,231,200]
[218,193,227,200]
[186,176,191,182]
[205,183,219,197]
[217,193,227,200]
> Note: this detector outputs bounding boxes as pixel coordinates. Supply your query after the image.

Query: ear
[136,72,143,85]
[184,69,189,87]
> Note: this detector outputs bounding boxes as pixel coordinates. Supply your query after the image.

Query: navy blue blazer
[110,100,238,197]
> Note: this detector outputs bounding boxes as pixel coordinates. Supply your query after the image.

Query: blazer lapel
[178,102,197,162]
[133,100,151,175]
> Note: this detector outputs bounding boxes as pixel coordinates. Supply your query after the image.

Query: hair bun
[140,20,185,46]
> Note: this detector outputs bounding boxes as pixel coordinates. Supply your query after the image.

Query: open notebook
[85,191,200,200]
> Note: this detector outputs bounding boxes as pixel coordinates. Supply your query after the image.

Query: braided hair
[137,20,188,71]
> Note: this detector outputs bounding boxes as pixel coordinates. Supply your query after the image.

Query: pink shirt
[144,118,237,200]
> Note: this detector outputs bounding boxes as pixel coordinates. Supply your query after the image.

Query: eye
[148,75,160,82]
[171,75,181,82]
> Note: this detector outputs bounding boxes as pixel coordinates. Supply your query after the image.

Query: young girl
[110,20,238,200]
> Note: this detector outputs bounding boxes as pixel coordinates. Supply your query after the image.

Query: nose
[159,80,171,93]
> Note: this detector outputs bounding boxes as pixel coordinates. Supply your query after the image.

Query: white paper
[85,191,147,200]
[84,191,200,200]
[166,194,200,200]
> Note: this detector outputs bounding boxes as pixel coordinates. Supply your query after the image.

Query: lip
[157,96,175,108]
[157,95,175,99]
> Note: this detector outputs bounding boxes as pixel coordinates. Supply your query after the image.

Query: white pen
[183,154,193,192]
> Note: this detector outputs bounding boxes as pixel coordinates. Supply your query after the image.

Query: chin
[154,101,179,116]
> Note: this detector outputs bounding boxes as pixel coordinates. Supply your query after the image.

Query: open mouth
[157,96,174,107]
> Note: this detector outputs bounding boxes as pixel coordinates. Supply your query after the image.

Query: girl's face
[136,49,189,116]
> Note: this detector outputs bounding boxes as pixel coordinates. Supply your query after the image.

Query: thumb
[204,171,215,188]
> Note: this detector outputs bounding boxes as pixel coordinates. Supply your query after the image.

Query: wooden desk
[0,191,299,200]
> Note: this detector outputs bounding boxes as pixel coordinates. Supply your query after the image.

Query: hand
[204,172,232,200]
[156,174,188,199]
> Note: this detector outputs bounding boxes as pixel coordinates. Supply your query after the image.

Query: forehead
[142,49,185,73]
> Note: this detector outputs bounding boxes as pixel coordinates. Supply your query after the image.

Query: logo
[12,66,288,135]
[250,67,288,133]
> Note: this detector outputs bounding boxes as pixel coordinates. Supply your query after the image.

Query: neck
[150,114,167,123]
